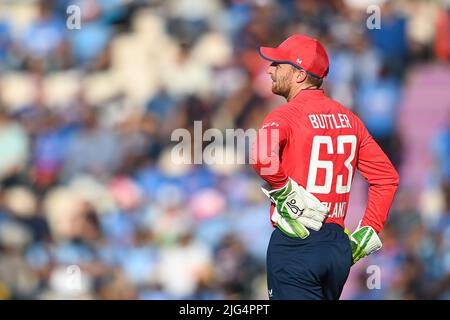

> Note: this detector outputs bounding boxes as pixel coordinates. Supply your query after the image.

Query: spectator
[0,110,30,186]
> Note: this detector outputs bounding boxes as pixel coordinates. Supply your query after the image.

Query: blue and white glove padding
[345,225,382,265]
[261,178,329,239]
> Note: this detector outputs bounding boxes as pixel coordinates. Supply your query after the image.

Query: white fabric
[264,178,330,237]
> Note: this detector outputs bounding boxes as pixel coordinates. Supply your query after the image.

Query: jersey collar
[291,89,325,102]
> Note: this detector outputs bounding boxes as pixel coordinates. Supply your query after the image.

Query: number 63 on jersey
[306,135,357,195]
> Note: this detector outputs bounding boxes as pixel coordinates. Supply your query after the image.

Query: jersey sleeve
[251,110,290,189]
[356,124,400,233]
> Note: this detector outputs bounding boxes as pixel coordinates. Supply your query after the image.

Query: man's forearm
[361,178,399,233]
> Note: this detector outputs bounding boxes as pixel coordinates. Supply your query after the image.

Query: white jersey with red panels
[251,89,399,233]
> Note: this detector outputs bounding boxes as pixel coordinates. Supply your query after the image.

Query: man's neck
[286,85,320,102]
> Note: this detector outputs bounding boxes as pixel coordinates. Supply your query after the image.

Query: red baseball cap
[259,34,329,79]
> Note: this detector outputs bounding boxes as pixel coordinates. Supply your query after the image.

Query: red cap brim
[258,47,289,63]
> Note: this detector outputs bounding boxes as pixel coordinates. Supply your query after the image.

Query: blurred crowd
[0,0,449,299]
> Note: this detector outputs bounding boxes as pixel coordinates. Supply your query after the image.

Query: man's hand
[261,178,328,238]
[268,202,327,239]
[345,226,382,265]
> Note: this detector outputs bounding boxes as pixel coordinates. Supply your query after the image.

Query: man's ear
[295,70,308,84]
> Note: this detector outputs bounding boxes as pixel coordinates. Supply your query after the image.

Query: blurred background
[0,0,449,300]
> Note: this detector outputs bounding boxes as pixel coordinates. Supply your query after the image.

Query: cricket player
[251,34,400,300]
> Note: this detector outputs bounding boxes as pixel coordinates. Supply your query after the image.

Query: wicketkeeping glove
[270,206,308,238]
[345,225,382,265]
[261,178,328,239]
